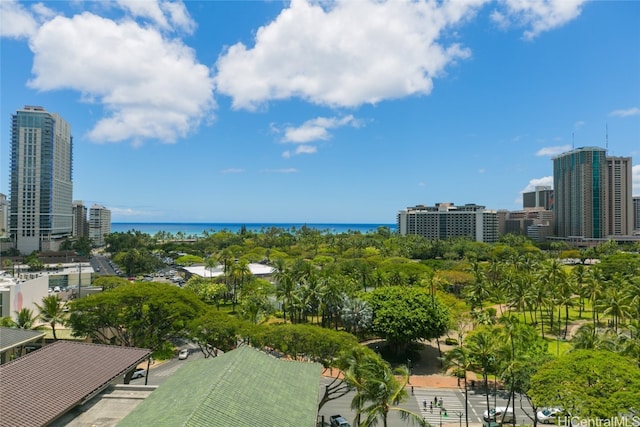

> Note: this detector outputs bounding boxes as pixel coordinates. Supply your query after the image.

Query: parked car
[178,349,190,360]
[483,407,515,423]
[537,407,565,424]
[131,368,146,379]
[330,415,351,427]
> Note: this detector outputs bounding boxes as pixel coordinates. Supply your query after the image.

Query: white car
[131,368,146,379]
[178,349,190,360]
[537,407,565,424]
[483,407,515,423]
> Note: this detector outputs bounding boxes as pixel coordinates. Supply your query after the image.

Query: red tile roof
[0,340,150,427]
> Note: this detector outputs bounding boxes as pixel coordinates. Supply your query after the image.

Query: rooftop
[119,345,322,427]
[0,340,150,427]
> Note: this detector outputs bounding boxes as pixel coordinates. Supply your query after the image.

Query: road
[90,253,118,276]
[128,343,206,386]
[318,379,534,427]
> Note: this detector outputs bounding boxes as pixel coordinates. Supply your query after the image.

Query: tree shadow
[365,340,442,375]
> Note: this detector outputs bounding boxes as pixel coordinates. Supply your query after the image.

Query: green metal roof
[118,346,322,427]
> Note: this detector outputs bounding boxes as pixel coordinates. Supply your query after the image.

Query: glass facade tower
[553,146,632,238]
[9,106,73,254]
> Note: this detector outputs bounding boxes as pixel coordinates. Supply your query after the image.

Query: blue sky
[1,0,639,223]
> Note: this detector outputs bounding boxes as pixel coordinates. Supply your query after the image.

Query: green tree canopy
[364,286,450,353]
[528,350,640,418]
[247,323,359,366]
[93,275,131,291]
[68,282,207,351]
[187,309,249,357]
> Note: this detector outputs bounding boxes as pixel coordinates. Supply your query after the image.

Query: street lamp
[457,411,463,427]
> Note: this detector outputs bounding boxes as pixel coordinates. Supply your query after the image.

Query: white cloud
[109,206,157,217]
[282,115,360,143]
[277,115,361,157]
[492,0,587,40]
[115,0,196,34]
[0,0,38,38]
[521,176,553,193]
[478,168,486,174]
[536,145,571,156]
[220,168,244,174]
[31,3,57,21]
[609,107,640,118]
[633,165,640,197]
[215,0,484,110]
[261,168,298,174]
[574,120,585,129]
[27,12,215,144]
[295,145,317,155]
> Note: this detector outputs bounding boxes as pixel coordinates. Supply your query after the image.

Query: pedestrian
[411,386,414,395]
[429,402,433,413]
[434,396,438,406]
[423,399,427,410]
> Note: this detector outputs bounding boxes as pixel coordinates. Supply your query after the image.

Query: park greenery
[2,226,640,424]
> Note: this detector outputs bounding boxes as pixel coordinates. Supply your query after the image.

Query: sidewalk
[322,369,462,389]
[408,374,461,388]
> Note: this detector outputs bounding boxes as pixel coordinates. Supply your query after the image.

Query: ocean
[111,222,397,236]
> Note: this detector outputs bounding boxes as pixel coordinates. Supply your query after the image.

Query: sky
[1,0,639,224]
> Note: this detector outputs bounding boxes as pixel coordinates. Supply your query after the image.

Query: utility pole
[78,262,82,298]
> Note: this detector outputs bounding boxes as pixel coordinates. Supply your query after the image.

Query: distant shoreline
[111,222,397,236]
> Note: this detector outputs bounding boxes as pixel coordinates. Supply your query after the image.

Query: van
[483,407,514,424]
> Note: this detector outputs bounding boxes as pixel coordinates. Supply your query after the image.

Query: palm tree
[204,255,218,278]
[230,259,251,312]
[320,275,347,329]
[572,263,587,318]
[12,308,41,330]
[466,260,490,309]
[442,346,472,427]
[341,296,372,338]
[35,294,67,340]
[466,327,498,416]
[340,346,376,426]
[357,362,426,427]
[584,266,605,327]
[273,259,295,323]
[530,278,550,338]
[538,259,567,335]
[571,323,598,350]
[597,274,632,333]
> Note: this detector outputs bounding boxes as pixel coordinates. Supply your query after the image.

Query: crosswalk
[413,389,469,426]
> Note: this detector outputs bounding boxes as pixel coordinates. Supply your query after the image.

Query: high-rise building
[89,204,111,247]
[633,196,640,232]
[553,146,632,238]
[72,200,89,238]
[0,193,8,238]
[397,203,499,243]
[523,186,554,210]
[9,106,73,254]
[606,156,633,236]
